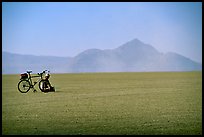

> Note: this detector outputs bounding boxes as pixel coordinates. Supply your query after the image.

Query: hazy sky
[2,2,202,63]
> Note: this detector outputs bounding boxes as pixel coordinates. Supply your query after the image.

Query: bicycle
[17,70,54,93]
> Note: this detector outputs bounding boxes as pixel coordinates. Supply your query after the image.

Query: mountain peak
[123,38,144,46]
[116,38,159,56]
[129,38,143,43]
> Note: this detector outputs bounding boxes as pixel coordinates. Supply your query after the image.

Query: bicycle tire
[18,79,31,93]
[39,80,50,92]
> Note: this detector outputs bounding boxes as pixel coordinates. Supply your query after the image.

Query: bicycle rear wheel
[18,80,31,93]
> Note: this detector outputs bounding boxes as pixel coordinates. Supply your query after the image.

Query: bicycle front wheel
[39,80,50,92]
[18,80,31,93]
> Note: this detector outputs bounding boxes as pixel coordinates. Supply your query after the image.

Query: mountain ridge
[2,39,202,74]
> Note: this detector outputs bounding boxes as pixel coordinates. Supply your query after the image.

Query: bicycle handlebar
[37,70,50,75]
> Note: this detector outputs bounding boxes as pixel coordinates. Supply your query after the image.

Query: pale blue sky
[2,2,202,63]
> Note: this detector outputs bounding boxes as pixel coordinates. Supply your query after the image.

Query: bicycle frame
[27,73,42,88]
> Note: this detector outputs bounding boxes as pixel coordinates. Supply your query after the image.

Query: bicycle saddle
[27,71,32,73]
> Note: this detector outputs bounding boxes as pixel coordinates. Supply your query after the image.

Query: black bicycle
[17,70,54,93]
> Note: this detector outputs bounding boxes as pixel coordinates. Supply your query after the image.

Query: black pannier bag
[20,73,28,79]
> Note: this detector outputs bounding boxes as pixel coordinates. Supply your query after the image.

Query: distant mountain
[2,38,202,74]
[2,52,72,74]
[68,38,202,72]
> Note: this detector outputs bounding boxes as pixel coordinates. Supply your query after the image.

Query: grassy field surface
[2,71,202,135]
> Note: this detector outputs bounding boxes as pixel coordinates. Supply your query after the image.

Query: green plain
[2,71,202,135]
